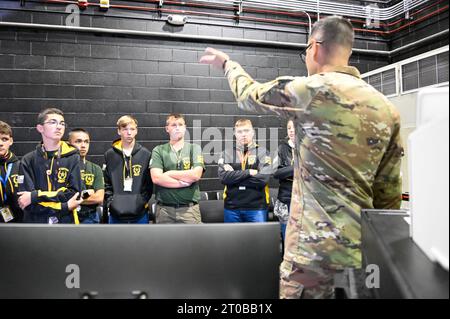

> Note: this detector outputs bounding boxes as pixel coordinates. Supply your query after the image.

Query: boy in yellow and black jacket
[18,108,83,224]
[103,115,153,224]
[218,119,275,223]
[0,121,23,223]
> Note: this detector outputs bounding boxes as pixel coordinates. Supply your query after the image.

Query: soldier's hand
[199,47,230,70]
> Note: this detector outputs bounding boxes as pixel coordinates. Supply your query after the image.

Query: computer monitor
[408,87,449,271]
[0,223,280,299]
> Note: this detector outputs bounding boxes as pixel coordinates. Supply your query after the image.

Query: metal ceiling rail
[190,0,432,20]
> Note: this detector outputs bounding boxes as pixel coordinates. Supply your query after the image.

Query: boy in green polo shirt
[68,128,105,224]
[150,113,205,224]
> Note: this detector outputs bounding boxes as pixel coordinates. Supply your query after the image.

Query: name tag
[0,207,14,223]
[124,177,133,192]
[48,216,59,224]
[17,175,24,184]
[239,186,246,191]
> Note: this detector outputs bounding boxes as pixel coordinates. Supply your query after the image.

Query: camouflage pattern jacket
[225,61,403,270]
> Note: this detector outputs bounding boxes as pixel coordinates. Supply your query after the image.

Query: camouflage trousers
[279,260,343,299]
[155,204,202,224]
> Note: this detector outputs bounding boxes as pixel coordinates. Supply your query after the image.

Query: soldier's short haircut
[166,113,185,126]
[235,119,253,128]
[37,108,64,125]
[0,121,13,137]
[117,115,138,129]
[68,128,90,141]
[310,16,354,53]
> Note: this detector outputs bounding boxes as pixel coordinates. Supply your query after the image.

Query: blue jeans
[80,212,100,224]
[224,209,268,223]
[109,213,149,224]
[280,222,287,242]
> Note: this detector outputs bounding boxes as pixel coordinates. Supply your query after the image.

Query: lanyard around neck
[238,150,250,171]
[0,163,13,202]
[123,154,133,179]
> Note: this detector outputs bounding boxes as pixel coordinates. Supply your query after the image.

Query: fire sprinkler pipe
[0,21,447,58]
[40,0,448,36]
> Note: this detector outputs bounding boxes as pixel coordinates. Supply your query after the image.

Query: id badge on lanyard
[0,206,14,222]
[123,156,133,192]
[124,177,133,192]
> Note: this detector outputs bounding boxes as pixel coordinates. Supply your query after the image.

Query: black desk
[362,210,449,299]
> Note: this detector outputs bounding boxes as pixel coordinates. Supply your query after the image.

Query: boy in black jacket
[0,121,23,223]
[18,108,83,224]
[104,115,153,224]
[218,119,274,222]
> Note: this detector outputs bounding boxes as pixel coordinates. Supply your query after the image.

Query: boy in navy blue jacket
[18,108,83,224]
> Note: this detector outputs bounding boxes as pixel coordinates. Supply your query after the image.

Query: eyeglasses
[299,41,323,63]
[43,120,67,128]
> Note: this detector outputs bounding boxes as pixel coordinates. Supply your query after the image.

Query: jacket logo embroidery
[182,158,191,170]
[57,168,69,183]
[82,171,95,187]
[11,174,19,188]
[248,155,257,166]
[132,164,142,177]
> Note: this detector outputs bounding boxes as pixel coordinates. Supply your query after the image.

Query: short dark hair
[68,128,90,141]
[310,16,354,53]
[37,108,64,125]
[0,121,13,137]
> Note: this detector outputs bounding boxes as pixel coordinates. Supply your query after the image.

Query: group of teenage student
[0,108,294,239]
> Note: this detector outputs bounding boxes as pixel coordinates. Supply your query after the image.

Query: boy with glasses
[18,108,83,224]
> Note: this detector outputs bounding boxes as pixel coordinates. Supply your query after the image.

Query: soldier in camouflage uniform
[200,16,403,298]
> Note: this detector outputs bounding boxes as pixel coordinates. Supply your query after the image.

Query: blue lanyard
[0,163,13,202]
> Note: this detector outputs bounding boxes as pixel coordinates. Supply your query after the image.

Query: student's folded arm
[218,165,251,186]
[273,166,294,180]
[166,166,204,183]
[240,173,270,189]
[151,168,184,189]
[82,189,105,206]
[240,153,274,189]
